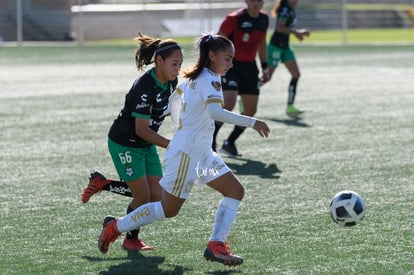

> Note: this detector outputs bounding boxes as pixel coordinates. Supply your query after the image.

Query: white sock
[209,197,241,242]
[116,201,165,233]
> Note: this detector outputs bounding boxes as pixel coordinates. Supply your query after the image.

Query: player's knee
[243,108,257,117]
[130,197,150,209]
[223,103,234,111]
[223,99,237,111]
[161,201,182,218]
[251,108,257,116]
[163,207,180,218]
[238,185,245,200]
[149,187,163,202]
[234,184,244,201]
[292,72,301,79]
[150,193,162,202]
[226,183,244,201]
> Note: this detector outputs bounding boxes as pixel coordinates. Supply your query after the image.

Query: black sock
[227,125,246,144]
[126,204,140,239]
[103,180,133,197]
[288,78,299,105]
[213,121,224,150]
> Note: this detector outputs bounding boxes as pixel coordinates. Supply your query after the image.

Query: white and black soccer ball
[329,190,366,227]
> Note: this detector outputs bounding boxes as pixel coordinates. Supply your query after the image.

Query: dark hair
[134,32,181,71]
[271,0,288,17]
[182,33,233,80]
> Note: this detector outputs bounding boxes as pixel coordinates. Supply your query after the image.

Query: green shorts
[267,44,296,68]
[108,138,162,182]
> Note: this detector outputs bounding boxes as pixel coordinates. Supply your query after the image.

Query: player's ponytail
[134,32,181,71]
[182,33,233,80]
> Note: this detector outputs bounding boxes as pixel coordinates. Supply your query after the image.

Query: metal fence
[1,0,413,44]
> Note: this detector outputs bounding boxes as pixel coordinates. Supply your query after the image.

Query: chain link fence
[1,0,413,44]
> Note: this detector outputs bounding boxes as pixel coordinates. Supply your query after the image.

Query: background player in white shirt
[97,33,270,266]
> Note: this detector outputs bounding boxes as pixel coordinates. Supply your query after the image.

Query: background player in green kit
[85,33,183,251]
[268,0,310,116]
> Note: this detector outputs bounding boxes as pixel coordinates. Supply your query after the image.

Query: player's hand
[260,68,270,85]
[294,29,310,41]
[297,28,311,36]
[253,120,270,138]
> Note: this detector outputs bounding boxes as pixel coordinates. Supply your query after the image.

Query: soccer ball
[329,190,366,227]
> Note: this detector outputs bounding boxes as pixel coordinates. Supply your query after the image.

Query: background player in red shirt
[213,0,270,157]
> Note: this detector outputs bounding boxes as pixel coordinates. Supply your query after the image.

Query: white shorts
[159,150,231,199]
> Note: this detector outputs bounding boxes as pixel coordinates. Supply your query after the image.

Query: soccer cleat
[204,241,243,266]
[81,171,109,203]
[98,216,121,254]
[219,140,239,158]
[286,104,304,117]
[122,238,155,251]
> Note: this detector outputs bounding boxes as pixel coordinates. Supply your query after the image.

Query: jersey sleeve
[198,75,224,106]
[129,82,153,119]
[168,87,183,129]
[207,103,256,128]
[219,14,236,36]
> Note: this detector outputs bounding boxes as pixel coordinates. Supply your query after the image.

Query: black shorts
[221,60,260,95]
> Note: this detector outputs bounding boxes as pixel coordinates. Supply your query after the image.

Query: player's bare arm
[135,117,170,148]
[276,19,310,41]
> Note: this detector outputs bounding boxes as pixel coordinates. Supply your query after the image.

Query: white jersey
[161,68,256,198]
[165,68,223,162]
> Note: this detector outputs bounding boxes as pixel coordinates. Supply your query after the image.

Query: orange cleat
[82,171,109,203]
[98,216,121,254]
[122,238,154,251]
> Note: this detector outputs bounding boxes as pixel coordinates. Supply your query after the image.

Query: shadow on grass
[83,250,191,274]
[225,157,281,179]
[267,116,311,128]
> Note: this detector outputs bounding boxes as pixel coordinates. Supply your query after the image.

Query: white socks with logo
[115,196,240,243]
[116,201,165,233]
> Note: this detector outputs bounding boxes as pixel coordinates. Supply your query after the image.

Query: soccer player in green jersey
[83,33,183,251]
[268,0,310,116]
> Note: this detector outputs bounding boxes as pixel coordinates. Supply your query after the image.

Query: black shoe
[219,140,239,158]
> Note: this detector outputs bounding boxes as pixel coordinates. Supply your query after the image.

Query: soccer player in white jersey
[97,33,270,266]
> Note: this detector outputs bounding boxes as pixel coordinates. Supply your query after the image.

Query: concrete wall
[1,0,412,41]
[0,0,72,41]
[70,7,235,40]
[71,6,412,40]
